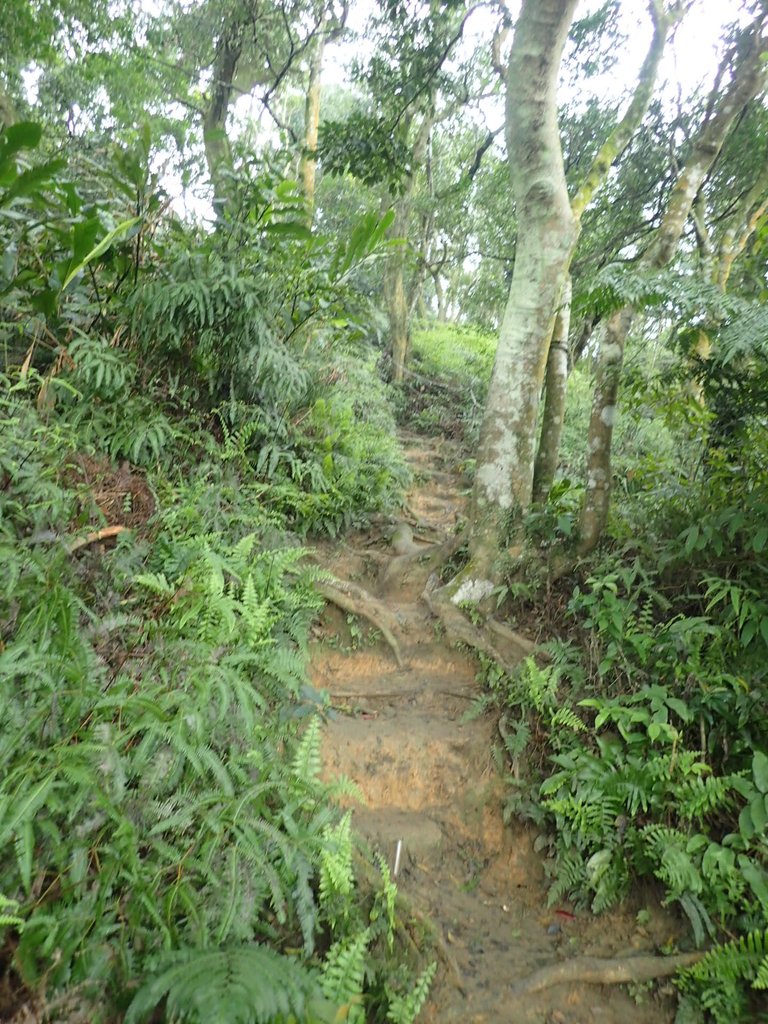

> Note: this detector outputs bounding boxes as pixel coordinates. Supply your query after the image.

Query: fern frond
[549,706,587,733]
[322,928,370,1014]
[292,717,323,783]
[124,944,325,1024]
[386,961,436,1024]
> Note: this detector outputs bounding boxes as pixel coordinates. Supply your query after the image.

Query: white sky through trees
[191,0,754,219]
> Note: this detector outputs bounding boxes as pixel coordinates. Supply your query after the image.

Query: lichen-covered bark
[532,276,571,504]
[529,1,675,515]
[299,34,325,227]
[578,12,768,554]
[467,0,579,581]
[387,250,410,383]
[715,168,768,290]
[578,308,633,554]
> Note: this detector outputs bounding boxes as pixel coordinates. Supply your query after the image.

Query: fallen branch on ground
[510,951,705,996]
[317,579,405,668]
[67,525,128,554]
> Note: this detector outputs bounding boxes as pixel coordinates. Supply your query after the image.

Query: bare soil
[312,430,681,1024]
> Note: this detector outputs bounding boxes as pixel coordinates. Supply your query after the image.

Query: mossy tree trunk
[388,114,432,383]
[203,31,243,210]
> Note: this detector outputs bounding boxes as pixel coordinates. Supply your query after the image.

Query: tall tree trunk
[388,114,432,383]
[578,11,768,554]
[299,34,326,227]
[433,271,446,322]
[386,225,411,382]
[690,164,768,397]
[203,33,243,211]
[463,0,579,591]
[531,0,677,499]
[532,275,572,503]
[714,167,768,290]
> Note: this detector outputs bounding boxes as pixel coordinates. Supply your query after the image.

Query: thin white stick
[393,839,403,878]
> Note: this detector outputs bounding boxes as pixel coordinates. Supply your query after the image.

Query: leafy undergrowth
[0,373,430,1023]
[478,418,768,1022]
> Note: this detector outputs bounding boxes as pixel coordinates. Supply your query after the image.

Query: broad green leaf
[753,751,768,794]
[749,795,767,833]
[264,221,313,240]
[738,856,768,908]
[740,803,756,840]
[0,121,42,166]
[72,216,102,264]
[61,215,141,291]
[0,158,66,206]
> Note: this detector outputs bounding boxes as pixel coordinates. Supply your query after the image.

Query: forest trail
[312,429,679,1024]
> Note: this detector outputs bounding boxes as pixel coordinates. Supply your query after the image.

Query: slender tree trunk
[299,34,326,227]
[578,11,768,554]
[433,271,446,322]
[387,232,410,382]
[530,0,676,499]
[532,275,572,503]
[388,114,432,383]
[203,33,242,210]
[692,165,768,397]
[578,306,634,554]
[462,0,579,591]
[715,170,768,290]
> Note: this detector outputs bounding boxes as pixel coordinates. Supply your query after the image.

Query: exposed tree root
[317,579,405,668]
[511,951,705,996]
[486,617,541,661]
[422,586,520,675]
[379,533,463,591]
[340,543,390,564]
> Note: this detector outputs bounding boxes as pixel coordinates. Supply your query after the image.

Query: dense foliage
[3,1,768,1021]
[0,117,423,1022]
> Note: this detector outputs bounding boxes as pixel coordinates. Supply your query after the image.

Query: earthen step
[310,643,478,690]
[322,714,496,811]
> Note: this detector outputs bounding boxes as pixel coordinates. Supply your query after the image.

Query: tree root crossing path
[312,429,687,1024]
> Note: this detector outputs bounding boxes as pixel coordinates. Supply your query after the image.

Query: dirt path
[313,430,679,1024]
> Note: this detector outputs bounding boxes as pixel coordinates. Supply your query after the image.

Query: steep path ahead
[312,430,679,1024]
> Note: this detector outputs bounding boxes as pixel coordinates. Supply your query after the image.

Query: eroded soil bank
[313,429,680,1023]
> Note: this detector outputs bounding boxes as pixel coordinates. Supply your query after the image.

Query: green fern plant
[318,812,355,929]
[321,929,370,1024]
[385,961,437,1024]
[677,929,768,1023]
[124,945,335,1024]
[0,893,24,930]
